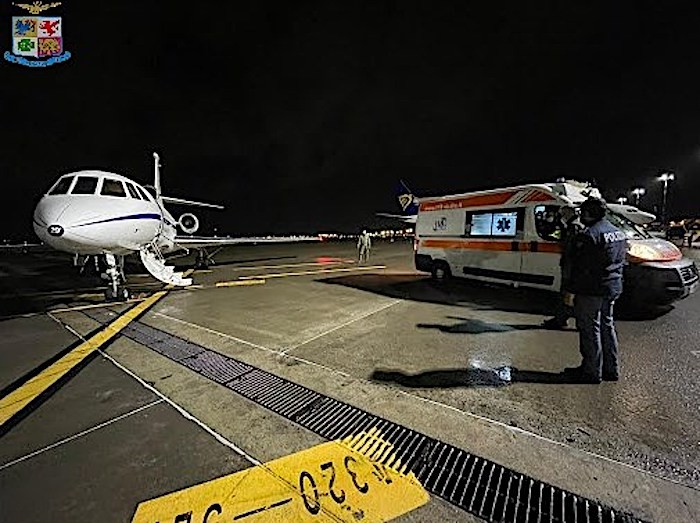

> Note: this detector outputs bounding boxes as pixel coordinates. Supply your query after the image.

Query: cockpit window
[125,182,141,199]
[48,176,74,195]
[136,185,153,202]
[71,176,99,195]
[101,178,126,197]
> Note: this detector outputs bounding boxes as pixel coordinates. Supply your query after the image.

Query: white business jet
[33,152,318,300]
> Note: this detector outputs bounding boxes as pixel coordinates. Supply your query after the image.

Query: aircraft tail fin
[152,152,163,203]
[396,180,418,216]
[375,180,418,223]
[151,152,224,210]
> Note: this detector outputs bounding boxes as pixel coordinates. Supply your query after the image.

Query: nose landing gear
[102,253,130,301]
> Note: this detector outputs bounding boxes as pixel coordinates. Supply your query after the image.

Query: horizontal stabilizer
[376,213,417,223]
[162,196,224,210]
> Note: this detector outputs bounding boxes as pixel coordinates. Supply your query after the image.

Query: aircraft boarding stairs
[139,242,193,286]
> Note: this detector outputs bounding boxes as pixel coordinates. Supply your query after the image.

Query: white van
[414,182,699,305]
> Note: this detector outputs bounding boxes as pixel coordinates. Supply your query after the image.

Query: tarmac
[0,241,698,522]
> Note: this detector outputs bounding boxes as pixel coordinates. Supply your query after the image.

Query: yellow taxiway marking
[238,265,386,280]
[49,298,149,314]
[132,427,428,523]
[0,291,168,428]
[200,260,356,273]
[215,279,267,288]
[226,260,355,271]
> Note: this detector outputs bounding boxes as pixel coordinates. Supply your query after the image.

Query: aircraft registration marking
[0,291,168,428]
[131,427,429,523]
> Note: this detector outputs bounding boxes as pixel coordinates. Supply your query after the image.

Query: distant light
[658,172,675,182]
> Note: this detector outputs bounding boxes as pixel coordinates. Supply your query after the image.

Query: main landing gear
[102,253,130,301]
[195,247,219,270]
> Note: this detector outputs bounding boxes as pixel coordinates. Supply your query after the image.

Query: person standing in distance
[565,197,628,384]
[357,229,372,264]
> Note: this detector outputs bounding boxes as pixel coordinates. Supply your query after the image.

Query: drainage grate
[85,309,646,523]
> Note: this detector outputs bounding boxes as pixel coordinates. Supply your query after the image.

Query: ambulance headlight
[628,241,682,262]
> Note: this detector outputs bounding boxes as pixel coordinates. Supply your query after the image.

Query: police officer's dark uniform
[565,198,628,383]
[543,208,582,328]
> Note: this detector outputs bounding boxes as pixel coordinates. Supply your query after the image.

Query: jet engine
[178,213,199,234]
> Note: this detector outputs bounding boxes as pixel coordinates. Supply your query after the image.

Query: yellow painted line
[0,291,168,428]
[215,279,267,288]
[225,260,352,272]
[50,298,148,314]
[132,427,428,522]
[239,265,386,280]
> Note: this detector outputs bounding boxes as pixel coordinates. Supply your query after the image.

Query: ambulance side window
[464,208,524,238]
[534,205,562,241]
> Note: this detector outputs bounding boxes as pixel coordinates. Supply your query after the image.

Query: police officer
[543,206,582,329]
[565,197,628,383]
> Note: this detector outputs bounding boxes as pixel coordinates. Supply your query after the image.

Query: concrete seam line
[153,312,351,378]
[0,292,167,428]
[98,349,261,467]
[0,399,164,471]
[282,299,401,355]
[46,312,261,467]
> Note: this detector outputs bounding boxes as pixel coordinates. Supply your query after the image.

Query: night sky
[2,1,700,239]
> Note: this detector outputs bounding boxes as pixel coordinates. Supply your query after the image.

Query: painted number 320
[299,456,369,515]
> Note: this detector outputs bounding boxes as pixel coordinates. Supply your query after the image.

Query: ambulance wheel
[431,261,451,283]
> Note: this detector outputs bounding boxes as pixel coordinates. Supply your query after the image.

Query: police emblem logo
[4,1,71,67]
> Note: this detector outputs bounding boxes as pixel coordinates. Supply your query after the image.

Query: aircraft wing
[174,235,321,250]
[0,242,43,250]
[376,212,417,224]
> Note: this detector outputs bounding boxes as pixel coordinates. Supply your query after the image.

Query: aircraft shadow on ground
[371,366,587,388]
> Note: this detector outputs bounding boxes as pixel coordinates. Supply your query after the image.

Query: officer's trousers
[574,294,620,378]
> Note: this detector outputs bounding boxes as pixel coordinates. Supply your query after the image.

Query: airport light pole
[658,171,675,225]
[631,187,646,207]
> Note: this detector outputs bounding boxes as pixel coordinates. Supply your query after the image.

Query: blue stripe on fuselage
[75,213,162,227]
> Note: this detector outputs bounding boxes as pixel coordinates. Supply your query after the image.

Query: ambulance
[413,181,699,305]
